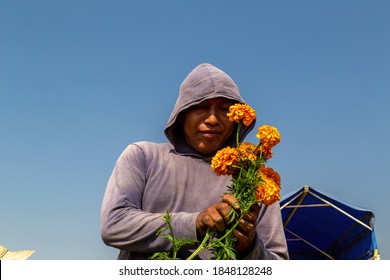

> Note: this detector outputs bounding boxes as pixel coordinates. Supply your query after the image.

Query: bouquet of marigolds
[150,104,281,260]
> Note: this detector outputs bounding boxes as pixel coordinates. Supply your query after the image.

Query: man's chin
[197,146,219,157]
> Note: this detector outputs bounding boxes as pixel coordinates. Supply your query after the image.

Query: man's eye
[194,104,207,110]
[221,104,233,111]
[219,108,229,113]
[190,104,207,112]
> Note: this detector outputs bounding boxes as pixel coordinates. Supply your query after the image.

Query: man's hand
[196,194,239,236]
[196,194,259,255]
[233,203,260,254]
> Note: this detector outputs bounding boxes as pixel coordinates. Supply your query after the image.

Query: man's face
[182,97,235,156]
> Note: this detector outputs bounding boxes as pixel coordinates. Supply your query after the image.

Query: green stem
[236,123,242,148]
[186,211,246,260]
[214,213,244,244]
[186,230,212,260]
[167,215,178,259]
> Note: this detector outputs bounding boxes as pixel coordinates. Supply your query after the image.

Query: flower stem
[186,230,211,260]
[186,211,246,260]
[236,123,242,148]
[218,216,242,241]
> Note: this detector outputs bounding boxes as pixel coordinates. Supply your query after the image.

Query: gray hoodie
[100,63,289,260]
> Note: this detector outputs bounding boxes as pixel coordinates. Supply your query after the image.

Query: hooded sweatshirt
[100,63,289,260]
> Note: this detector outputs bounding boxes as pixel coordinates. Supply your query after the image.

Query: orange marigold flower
[211,147,239,176]
[256,125,281,148]
[238,142,258,161]
[227,104,256,126]
[259,166,281,186]
[255,180,281,206]
[259,145,273,159]
[255,167,281,205]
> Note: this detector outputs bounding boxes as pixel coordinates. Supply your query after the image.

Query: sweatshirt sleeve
[100,144,198,254]
[243,202,289,260]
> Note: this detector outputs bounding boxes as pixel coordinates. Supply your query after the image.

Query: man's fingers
[222,194,240,210]
[243,211,257,223]
[201,210,226,232]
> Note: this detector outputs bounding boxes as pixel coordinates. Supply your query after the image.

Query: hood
[164,63,256,159]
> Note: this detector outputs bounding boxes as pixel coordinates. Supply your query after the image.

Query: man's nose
[204,108,219,125]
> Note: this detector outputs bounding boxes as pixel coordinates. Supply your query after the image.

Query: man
[100,63,288,260]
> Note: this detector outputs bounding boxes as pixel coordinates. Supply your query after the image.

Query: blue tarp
[280,186,379,260]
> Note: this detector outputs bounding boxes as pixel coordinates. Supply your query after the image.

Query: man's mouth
[200,131,221,139]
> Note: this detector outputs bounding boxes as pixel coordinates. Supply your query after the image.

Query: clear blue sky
[1,0,389,260]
